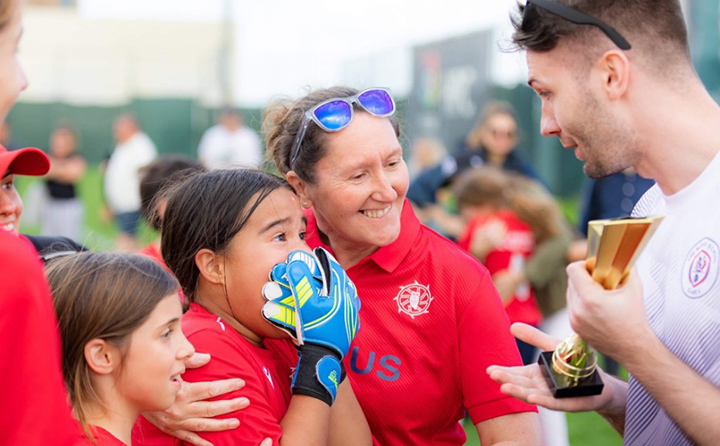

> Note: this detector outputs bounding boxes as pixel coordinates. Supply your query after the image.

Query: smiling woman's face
[0,171,21,235]
[298,112,409,262]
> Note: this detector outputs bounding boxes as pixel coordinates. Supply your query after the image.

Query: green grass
[18,166,623,446]
[462,411,622,446]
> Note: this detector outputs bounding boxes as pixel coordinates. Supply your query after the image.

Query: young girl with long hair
[46,252,195,445]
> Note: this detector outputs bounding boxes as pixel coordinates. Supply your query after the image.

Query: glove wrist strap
[292,344,344,406]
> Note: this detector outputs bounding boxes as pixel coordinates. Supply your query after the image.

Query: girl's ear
[84,339,119,375]
[286,171,313,209]
[196,248,224,285]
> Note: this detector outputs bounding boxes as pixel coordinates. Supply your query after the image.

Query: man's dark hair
[510,0,689,64]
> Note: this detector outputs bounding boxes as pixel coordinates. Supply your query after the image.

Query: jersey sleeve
[457,266,537,424]
[0,234,81,446]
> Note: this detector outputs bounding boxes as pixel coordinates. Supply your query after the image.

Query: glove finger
[312,247,335,295]
[286,258,325,342]
[261,281,295,309]
[262,301,301,343]
[287,250,321,277]
[269,262,289,284]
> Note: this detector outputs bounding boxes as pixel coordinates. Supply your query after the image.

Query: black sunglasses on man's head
[522,0,632,50]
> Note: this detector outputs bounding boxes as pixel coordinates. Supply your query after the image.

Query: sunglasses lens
[313,101,352,131]
[358,89,394,116]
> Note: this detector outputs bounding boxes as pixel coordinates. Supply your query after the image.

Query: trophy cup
[538,216,663,398]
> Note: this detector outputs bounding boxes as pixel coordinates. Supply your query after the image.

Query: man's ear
[599,49,630,101]
[84,339,119,375]
[196,248,224,285]
[287,171,313,209]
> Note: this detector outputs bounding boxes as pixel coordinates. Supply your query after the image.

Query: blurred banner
[407,30,492,154]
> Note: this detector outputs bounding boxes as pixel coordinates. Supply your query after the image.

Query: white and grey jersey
[624,155,720,446]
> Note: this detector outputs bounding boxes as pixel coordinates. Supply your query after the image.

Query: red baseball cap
[0,144,50,176]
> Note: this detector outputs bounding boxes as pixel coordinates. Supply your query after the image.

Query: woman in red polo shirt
[260,87,541,445]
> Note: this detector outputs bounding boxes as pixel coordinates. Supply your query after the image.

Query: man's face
[526,48,638,179]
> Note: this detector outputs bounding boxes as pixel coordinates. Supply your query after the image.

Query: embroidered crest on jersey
[682,238,719,299]
[394,282,433,318]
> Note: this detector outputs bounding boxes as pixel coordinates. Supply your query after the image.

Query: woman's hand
[486,323,618,414]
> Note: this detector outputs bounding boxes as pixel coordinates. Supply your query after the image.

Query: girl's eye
[1,180,13,190]
[161,329,173,339]
[299,231,306,241]
[273,233,287,242]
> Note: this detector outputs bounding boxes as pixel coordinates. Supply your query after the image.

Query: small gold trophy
[538,216,663,398]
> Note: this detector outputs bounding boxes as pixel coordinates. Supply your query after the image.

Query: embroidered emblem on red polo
[394,282,433,318]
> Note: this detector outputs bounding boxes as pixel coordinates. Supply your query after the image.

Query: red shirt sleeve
[134,327,289,446]
[457,266,537,424]
[0,233,81,445]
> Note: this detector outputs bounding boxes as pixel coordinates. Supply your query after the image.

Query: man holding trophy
[488,1,720,445]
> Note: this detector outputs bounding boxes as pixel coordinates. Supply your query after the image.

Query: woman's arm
[328,379,372,446]
[279,395,332,446]
[475,412,541,446]
[46,156,86,183]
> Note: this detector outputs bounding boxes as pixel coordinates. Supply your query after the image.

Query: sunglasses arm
[289,114,312,168]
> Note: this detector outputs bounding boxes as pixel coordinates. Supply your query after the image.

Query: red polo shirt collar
[304,198,421,273]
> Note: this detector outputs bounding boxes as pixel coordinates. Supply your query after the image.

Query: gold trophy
[538,216,663,398]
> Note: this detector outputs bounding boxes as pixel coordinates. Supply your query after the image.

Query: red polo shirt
[0,232,81,446]
[304,200,535,446]
[133,303,298,446]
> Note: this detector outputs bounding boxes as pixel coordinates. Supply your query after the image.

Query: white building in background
[19,2,230,107]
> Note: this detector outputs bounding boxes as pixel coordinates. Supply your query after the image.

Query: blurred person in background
[139,155,204,270]
[42,123,86,241]
[454,168,543,365]
[103,113,157,252]
[407,136,447,179]
[408,101,543,210]
[198,108,262,170]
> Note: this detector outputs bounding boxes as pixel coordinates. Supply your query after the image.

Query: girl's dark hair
[139,155,205,231]
[263,86,401,183]
[161,169,292,302]
[45,252,178,439]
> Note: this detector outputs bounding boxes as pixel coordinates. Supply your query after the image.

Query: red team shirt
[79,426,126,446]
[457,210,543,327]
[0,233,81,446]
[304,200,535,446]
[133,303,298,446]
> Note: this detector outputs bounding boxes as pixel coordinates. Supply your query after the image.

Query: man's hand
[143,353,251,446]
[566,261,655,364]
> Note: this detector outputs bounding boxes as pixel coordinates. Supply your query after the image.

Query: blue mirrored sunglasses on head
[288,88,396,168]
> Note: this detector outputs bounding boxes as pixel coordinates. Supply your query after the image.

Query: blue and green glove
[261,248,361,406]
